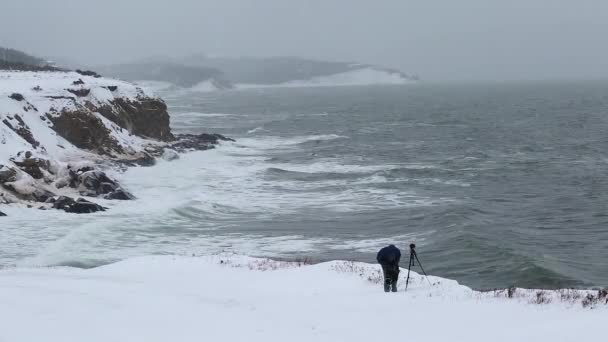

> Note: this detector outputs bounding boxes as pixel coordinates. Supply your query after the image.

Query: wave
[234,134,349,150]
[247,126,266,134]
[176,112,236,118]
[189,80,221,92]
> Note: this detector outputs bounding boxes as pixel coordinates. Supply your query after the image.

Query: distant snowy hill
[183,55,419,87]
[96,55,418,91]
[96,61,233,89]
[237,67,415,89]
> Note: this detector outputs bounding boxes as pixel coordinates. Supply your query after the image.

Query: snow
[0,70,158,165]
[0,254,604,342]
[237,67,415,89]
[0,70,166,206]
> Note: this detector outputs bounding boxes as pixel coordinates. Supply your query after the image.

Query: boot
[384,279,391,292]
[391,279,398,292]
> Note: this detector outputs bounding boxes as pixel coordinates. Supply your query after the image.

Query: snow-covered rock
[0,70,173,210]
[0,254,604,342]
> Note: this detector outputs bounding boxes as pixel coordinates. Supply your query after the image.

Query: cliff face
[0,71,173,159]
[0,71,176,212]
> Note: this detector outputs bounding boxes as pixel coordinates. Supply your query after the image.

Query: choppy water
[2,81,608,289]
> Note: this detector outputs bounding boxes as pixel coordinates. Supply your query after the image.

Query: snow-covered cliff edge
[0,70,230,214]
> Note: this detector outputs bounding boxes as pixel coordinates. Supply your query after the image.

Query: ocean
[2,81,608,290]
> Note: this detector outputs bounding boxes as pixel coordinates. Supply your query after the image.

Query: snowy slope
[0,71,158,165]
[0,254,604,342]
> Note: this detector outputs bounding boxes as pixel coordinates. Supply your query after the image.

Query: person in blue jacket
[376,244,401,292]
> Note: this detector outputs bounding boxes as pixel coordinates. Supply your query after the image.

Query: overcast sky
[2,0,608,81]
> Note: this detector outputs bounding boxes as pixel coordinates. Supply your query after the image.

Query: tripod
[405,243,432,290]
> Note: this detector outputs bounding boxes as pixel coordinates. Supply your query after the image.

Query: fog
[2,0,608,81]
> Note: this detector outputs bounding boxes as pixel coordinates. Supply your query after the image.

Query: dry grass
[330,260,384,284]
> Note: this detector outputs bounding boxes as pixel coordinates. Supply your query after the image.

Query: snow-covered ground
[237,68,415,89]
[0,254,604,342]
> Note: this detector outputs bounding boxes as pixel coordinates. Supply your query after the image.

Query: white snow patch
[0,255,604,342]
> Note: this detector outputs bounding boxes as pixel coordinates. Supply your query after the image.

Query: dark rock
[53,196,106,214]
[104,189,135,200]
[75,69,102,78]
[79,190,98,197]
[48,108,123,155]
[99,182,117,194]
[77,170,117,194]
[9,93,24,101]
[30,189,55,202]
[72,79,85,85]
[133,152,156,166]
[116,152,156,167]
[0,166,18,183]
[0,211,6,216]
[66,88,91,97]
[11,154,51,179]
[44,95,75,100]
[32,86,42,92]
[104,85,118,91]
[172,133,235,151]
[97,98,174,141]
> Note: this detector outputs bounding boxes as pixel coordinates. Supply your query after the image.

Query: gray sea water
[2,81,608,290]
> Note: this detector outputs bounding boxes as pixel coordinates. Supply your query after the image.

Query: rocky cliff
[0,70,231,214]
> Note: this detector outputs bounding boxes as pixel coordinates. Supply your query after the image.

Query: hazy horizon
[2,0,608,81]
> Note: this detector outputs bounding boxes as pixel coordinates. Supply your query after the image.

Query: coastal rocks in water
[75,69,101,78]
[172,133,235,152]
[10,152,52,180]
[104,189,134,200]
[162,149,179,161]
[2,181,55,202]
[71,169,135,200]
[53,196,106,214]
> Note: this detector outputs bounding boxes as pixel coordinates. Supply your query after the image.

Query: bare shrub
[532,290,552,305]
[582,289,608,308]
[558,289,582,303]
[330,261,383,284]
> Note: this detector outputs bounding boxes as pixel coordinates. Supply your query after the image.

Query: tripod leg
[405,252,414,290]
[413,251,432,286]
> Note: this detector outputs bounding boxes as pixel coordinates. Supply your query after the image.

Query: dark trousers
[381,264,400,292]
